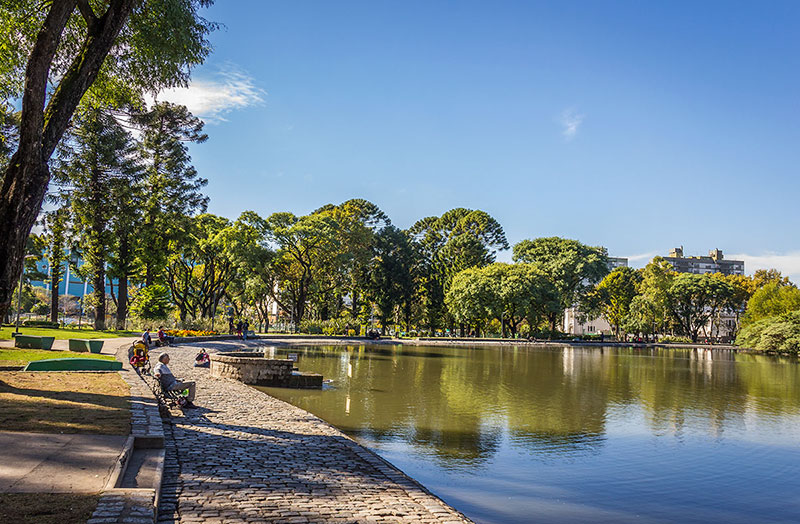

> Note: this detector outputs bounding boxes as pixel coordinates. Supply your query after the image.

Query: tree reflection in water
[257,344,800,523]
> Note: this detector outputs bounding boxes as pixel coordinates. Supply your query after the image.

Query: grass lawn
[0,372,130,434]
[0,493,100,524]
[0,326,140,340]
[0,348,116,367]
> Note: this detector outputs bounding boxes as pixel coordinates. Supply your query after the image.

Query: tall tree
[594,266,642,338]
[312,199,390,322]
[164,214,237,322]
[41,205,71,323]
[410,208,508,332]
[0,0,215,319]
[512,237,608,332]
[264,212,341,327]
[638,256,676,334]
[446,263,558,338]
[56,103,141,329]
[666,273,733,342]
[365,226,416,334]
[752,269,792,289]
[743,282,800,325]
[135,102,209,285]
[107,159,145,329]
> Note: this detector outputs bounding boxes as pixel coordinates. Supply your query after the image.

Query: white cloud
[623,251,660,266]
[151,69,265,122]
[729,252,800,283]
[559,108,585,140]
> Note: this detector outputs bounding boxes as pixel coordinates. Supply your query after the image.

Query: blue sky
[157,1,800,279]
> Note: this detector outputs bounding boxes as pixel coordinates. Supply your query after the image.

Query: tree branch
[76,0,99,30]
[42,0,140,157]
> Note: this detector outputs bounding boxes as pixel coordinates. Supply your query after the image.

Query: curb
[86,342,167,523]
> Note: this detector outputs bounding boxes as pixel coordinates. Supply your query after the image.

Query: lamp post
[15,255,37,334]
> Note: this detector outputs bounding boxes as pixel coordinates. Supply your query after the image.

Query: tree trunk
[116,274,128,329]
[50,267,60,323]
[0,0,140,320]
[93,265,106,330]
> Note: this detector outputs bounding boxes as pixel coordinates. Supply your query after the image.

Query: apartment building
[664,247,744,276]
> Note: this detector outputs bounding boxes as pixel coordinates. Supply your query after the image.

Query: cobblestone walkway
[156,344,472,524]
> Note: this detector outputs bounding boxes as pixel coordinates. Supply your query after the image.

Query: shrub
[130,285,173,321]
[22,320,59,328]
[736,311,800,353]
[658,335,692,344]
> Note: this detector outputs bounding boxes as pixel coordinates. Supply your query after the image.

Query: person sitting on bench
[153,353,196,408]
[157,326,174,346]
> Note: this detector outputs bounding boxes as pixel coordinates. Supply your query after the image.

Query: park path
[156,343,472,524]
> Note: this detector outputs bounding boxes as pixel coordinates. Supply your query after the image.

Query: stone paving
[156,343,473,524]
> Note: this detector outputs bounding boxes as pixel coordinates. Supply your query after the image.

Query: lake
[257,344,800,524]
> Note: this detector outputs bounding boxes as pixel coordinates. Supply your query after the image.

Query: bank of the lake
[155,342,473,523]
[254,342,800,524]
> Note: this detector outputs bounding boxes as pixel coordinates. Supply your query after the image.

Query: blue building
[29,253,118,299]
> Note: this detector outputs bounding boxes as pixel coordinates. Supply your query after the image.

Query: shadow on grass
[0,373,130,434]
[0,493,99,524]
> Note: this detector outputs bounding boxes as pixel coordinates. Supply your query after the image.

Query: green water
[257,344,800,524]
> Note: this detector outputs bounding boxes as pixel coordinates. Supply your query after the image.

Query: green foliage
[594,267,642,336]
[0,1,216,105]
[658,335,692,344]
[737,311,800,353]
[665,273,734,342]
[512,237,608,330]
[30,302,50,316]
[364,226,416,334]
[410,208,508,330]
[446,267,501,331]
[135,102,209,285]
[743,282,800,325]
[752,269,792,289]
[22,320,59,328]
[624,295,659,337]
[637,257,675,332]
[446,263,559,337]
[130,285,172,320]
[299,318,356,336]
[265,211,341,326]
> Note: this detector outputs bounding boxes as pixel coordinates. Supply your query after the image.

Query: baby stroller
[129,341,151,373]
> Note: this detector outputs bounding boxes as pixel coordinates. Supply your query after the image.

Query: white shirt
[153,362,176,387]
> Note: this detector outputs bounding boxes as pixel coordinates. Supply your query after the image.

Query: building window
[588,326,595,333]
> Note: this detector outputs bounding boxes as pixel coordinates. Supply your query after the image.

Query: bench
[68,339,104,353]
[24,358,122,371]
[14,334,55,350]
[135,367,187,408]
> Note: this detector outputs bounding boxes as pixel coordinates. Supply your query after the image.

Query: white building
[563,256,628,336]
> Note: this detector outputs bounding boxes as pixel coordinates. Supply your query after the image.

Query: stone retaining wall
[210,353,294,385]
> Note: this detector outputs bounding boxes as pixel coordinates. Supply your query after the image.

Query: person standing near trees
[142,328,152,350]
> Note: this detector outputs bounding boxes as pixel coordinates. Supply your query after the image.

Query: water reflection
[257,345,800,523]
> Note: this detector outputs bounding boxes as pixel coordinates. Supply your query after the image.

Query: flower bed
[165,329,219,337]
